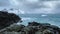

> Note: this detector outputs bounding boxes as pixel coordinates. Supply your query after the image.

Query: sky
[0,0,60,14]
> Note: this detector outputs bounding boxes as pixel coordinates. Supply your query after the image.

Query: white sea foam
[22,17,31,20]
[16,21,22,25]
[41,15,47,17]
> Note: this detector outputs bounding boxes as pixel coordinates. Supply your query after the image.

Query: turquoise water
[18,14,60,27]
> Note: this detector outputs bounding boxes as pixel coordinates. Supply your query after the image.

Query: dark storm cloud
[39,0,59,1]
[0,0,10,7]
[0,0,60,14]
[13,0,60,14]
[53,2,60,14]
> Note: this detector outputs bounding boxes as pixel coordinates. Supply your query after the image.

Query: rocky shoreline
[2,21,59,34]
[0,11,60,34]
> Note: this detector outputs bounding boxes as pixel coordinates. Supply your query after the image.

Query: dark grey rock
[0,11,21,29]
[27,21,60,34]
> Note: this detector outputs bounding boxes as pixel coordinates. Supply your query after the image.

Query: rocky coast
[0,11,60,34]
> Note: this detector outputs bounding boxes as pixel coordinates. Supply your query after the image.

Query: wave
[22,17,31,20]
[41,14,47,17]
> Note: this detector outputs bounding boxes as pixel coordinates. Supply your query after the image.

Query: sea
[17,14,60,27]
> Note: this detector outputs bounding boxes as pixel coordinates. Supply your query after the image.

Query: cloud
[0,0,60,14]
[0,0,10,7]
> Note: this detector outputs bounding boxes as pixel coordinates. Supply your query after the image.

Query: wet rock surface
[0,11,21,29]
[27,22,60,34]
[2,21,60,34]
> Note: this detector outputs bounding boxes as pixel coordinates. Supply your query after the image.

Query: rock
[28,21,40,26]
[0,11,21,29]
[1,21,60,34]
[6,24,25,32]
[27,21,60,34]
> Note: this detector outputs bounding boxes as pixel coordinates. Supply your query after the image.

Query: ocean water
[18,14,60,27]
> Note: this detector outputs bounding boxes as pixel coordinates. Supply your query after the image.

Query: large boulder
[0,11,21,29]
